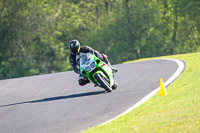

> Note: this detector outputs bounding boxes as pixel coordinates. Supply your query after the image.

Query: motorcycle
[78,53,118,92]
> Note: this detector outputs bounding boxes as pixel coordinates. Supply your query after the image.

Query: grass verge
[84,52,200,133]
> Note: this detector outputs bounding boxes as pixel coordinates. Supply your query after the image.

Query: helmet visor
[70,46,78,53]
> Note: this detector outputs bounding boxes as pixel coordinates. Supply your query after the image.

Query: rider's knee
[102,54,107,59]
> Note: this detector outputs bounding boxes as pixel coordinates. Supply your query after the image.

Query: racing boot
[107,61,118,73]
[79,75,90,86]
[102,54,118,73]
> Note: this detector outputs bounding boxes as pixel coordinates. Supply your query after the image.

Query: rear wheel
[112,80,118,90]
[94,73,112,92]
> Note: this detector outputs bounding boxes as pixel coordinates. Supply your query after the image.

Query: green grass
[84,52,200,133]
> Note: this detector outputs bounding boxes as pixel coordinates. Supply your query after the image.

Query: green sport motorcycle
[79,53,118,92]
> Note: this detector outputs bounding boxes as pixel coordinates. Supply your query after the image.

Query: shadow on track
[0,91,105,107]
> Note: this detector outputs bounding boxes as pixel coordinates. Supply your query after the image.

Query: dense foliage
[0,0,199,79]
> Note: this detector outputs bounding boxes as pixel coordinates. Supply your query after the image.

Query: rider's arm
[80,46,101,57]
[69,54,80,74]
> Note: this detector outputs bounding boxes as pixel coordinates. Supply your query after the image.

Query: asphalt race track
[0,59,185,133]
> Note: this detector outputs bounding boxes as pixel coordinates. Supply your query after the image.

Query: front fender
[93,71,106,83]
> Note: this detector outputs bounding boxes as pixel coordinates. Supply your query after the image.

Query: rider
[68,39,118,86]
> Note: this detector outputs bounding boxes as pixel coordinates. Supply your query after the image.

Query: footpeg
[112,68,118,73]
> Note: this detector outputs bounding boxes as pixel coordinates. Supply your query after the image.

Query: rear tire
[94,73,112,92]
[112,80,118,90]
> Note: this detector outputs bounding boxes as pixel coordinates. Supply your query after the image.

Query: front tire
[94,73,112,92]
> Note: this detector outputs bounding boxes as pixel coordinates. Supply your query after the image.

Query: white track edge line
[100,58,185,126]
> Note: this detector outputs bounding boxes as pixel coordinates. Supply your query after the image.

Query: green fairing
[80,54,114,88]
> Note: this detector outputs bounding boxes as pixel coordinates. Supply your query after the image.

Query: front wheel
[94,73,112,92]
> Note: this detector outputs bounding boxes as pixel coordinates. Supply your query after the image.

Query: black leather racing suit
[69,46,109,86]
